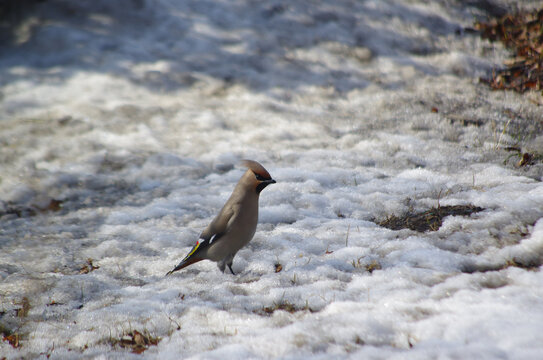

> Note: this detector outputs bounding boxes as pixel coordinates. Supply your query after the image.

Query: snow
[1,0,543,358]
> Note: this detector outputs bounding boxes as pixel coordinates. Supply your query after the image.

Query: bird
[166,160,276,275]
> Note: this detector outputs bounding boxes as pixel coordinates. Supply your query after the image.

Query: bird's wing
[165,204,238,276]
[183,204,238,257]
[165,225,229,276]
[200,203,238,243]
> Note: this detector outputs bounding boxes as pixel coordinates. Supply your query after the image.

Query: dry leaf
[477,8,543,93]
[79,258,100,274]
[4,334,20,348]
[518,152,533,166]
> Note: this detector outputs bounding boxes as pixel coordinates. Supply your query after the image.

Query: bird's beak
[256,179,276,193]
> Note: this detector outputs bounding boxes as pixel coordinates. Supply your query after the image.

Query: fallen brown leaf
[476,8,543,93]
[3,334,20,348]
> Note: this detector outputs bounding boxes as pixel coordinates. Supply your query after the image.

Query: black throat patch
[256,182,270,194]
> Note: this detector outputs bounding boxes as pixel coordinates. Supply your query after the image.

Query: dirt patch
[378,205,484,232]
[257,300,316,316]
[108,330,161,354]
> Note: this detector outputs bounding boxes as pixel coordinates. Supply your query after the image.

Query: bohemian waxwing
[166,160,276,275]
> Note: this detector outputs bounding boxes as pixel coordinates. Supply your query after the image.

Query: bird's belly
[205,227,256,261]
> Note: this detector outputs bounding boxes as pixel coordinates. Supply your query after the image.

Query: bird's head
[241,159,276,194]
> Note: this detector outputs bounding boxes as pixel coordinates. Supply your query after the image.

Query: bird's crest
[241,159,272,180]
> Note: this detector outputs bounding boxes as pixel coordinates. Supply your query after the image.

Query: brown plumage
[166,160,276,275]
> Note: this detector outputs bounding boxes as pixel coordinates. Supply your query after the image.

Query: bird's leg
[227,263,235,275]
[217,260,234,274]
[221,253,235,275]
[217,260,226,273]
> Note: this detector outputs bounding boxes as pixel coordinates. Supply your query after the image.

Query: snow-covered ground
[1,0,543,358]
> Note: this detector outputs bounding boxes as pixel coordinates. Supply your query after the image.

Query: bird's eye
[255,173,266,181]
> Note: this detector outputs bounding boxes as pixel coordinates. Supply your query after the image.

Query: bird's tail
[166,239,206,276]
[165,257,202,276]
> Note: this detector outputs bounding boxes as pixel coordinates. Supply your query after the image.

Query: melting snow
[1,0,543,358]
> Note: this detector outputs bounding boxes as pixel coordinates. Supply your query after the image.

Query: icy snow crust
[1,0,543,358]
